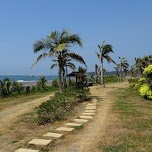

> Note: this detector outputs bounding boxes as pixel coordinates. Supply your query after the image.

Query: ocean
[0,75,57,82]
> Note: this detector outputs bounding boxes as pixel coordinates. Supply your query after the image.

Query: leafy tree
[32,29,83,93]
[96,41,115,86]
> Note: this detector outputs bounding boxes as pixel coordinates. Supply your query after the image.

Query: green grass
[74,124,84,130]
[99,87,152,152]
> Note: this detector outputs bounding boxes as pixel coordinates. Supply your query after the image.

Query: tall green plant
[96,41,115,86]
[32,29,83,93]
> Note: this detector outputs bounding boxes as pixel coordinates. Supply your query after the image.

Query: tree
[78,66,87,73]
[96,41,115,86]
[119,57,129,80]
[32,29,83,93]
[50,49,86,89]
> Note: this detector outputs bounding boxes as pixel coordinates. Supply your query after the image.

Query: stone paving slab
[87,103,96,106]
[79,116,93,119]
[65,123,82,127]
[84,110,96,113]
[85,106,96,110]
[83,113,95,116]
[55,127,74,132]
[15,148,39,152]
[73,119,88,123]
[43,132,63,138]
[28,139,52,146]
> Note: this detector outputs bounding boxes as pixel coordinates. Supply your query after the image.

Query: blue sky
[0,0,152,75]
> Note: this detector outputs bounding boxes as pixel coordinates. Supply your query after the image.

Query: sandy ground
[0,94,53,132]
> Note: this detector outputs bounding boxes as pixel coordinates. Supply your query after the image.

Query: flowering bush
[139,84,152,99]
[133,65,152,100]
[143,65,152,76]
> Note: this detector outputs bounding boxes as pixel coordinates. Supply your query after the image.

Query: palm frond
[102,44,113,54]
[50,63,58,69]
[104,55,116,64]
[66,62,76,71]
[68,52,87,67]
[32,53,48,67]
[96,52,101,60]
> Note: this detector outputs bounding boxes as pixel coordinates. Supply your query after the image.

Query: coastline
[18,80,53,87]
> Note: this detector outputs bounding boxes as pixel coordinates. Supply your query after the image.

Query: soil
[0,82,128,152]
[0,94,53,132]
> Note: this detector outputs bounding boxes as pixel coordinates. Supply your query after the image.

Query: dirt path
[0,94,53,132]
[50,82,128,152]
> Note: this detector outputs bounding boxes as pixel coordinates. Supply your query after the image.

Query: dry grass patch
[0,97,90,152]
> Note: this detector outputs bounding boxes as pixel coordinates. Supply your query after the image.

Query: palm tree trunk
[120,66,122,81]
[100,60,105,87]
[58,66,63,93]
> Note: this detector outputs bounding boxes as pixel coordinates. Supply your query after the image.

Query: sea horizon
[0,75,58,82]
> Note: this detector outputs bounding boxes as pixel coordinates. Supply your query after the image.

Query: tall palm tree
[50,49,86,89]
[32,29,83,93]
[119,57,129,80]
[96,41,115,86]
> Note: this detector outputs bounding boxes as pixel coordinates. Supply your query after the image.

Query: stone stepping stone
[43,132,63,138]
[83,113,95,116]
[87,103,96,106]
[73,119,88,123]
[55,127,74,132]
[28,139,52,146]
[79,116,93,119]
[15,148,39,152]
[85,106,96,110]
[65,123,82,127]
[84,110,96,113]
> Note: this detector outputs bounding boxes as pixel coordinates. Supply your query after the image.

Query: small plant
[74,125,84,130]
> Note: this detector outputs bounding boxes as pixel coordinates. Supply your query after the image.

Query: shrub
[133,65,152,100]
[37,86,90,125]
[139,84,152,99]
[52,79,59,87]
[104,75,118,83]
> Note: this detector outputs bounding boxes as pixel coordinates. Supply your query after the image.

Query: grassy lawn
[99,87,152,152]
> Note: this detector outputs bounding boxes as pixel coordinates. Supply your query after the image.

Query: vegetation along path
[49,82,128,152]
[0,93,53,132]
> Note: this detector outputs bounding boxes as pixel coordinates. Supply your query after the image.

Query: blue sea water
[0,75,57,82]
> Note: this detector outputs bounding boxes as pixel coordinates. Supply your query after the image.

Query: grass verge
[99,87,152,152]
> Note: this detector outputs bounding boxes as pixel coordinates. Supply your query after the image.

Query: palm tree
[96,41,115,86]
[78,66,87,73]
[32,29,83,93]
[119,57,129,80]
[50,49,86,89]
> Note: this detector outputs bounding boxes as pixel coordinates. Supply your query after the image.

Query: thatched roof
[67,72,86,77]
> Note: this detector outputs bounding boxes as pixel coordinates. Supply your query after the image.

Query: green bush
[52,79,59,87]
[133,65,152,100]
[104,75,118,83]
[139,84,152,99]
[128,78,139,83]
[37,86,90,125]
